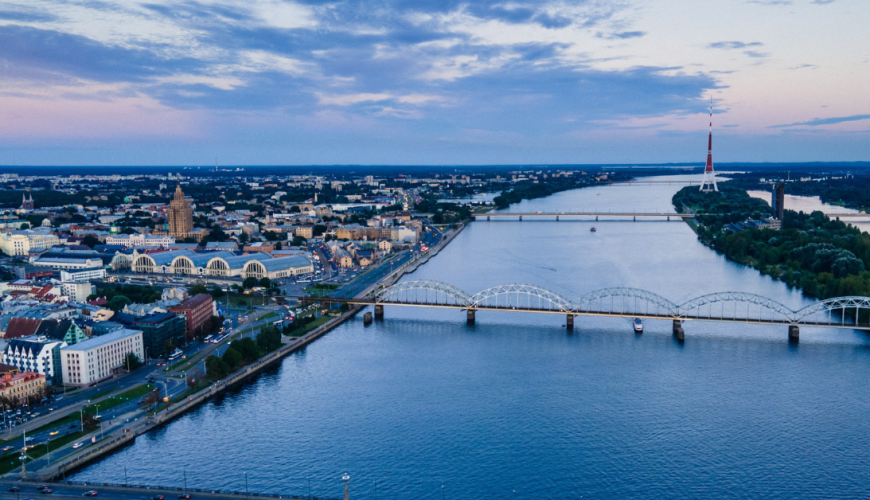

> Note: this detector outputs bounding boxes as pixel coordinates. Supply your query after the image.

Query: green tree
[222,347,242,369]
[125,353,143,371]
[107,295,132,311]
[231,337,260,362]
[19,222,29,230]
[210,285,223,298]
[163,341,175,354]
[256,326,282,353]
[82,235,101,248]
[243,277,258,289]
[189,284,208,296]
[205,355,229,379]
[258,277,271,289]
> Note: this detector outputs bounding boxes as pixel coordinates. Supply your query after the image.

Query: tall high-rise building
[167,185,194,238]
[771,182,785,220]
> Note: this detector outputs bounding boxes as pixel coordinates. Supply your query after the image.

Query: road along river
[73,175,870,500]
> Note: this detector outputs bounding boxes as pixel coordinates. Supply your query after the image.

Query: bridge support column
[673,320,685,341]
[487,216,490,221]
[556,215,559,221]
[467,309,475,326]
[667,216,670,221]
[633,216,636,221]
[566,314,574,330]
[595,215,598,221]
[363,312,373,325]
[374,304,384,320]
[519,215,522,221]
[789,325,799,343]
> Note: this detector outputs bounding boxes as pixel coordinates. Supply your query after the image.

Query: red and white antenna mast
[700,96,718,192]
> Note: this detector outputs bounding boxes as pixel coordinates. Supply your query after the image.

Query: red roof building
[168,293,215,340]
[4,318,42,339]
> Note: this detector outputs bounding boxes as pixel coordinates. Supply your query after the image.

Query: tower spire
[700,96,718,192]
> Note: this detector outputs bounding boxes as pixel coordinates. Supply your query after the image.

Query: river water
[73,176,870,500]
[747,189,870,233]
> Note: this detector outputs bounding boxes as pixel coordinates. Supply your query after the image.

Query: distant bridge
[302,280,870,342]
[473,212,695,221]
[472,212,870,221]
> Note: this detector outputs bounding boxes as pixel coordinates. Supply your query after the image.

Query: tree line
[673,185,870,299]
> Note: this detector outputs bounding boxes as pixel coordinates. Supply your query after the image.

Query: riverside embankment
[33,224,467,481]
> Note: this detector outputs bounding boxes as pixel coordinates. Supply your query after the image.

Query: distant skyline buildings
[0,0,867,165]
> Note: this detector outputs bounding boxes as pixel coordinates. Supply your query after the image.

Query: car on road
[177,495,191,499]
[82,491,98,497]
[8,487,20,492]
[2,445,14,452]
[151,496,164,500]
[72,442,84,449]
[38,489,52,495]
[49,430,59,436]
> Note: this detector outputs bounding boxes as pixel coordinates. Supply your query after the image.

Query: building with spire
[166,185,194,239]
[20,193,34,211]
[699,98,718,192]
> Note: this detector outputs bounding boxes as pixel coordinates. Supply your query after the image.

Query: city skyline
[0,0,868,165]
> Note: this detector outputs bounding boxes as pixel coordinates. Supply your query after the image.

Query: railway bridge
[302,280,870,342]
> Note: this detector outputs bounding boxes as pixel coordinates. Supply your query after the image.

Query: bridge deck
[474,212,694,218]
[304,297,870,330]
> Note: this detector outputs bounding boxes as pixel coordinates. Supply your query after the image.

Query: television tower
[699,97,718,192]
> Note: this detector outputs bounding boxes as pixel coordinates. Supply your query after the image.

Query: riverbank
[30,224,467,481]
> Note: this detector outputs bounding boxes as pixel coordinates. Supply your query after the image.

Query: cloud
[602,31,646,40]
[708,41,764,49]
[771,115,870,128]
[743,50,769,58]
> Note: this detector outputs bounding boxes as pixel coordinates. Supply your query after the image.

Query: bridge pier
[519,215,522,221]
[487,216,490,221]
[595,215,598,221]
[363,312,373,325]
[467,309,475,326]
[789,325,799,343]
[673,320,685,341]
[556,215,559,221]
[667,216,670,221]
[374,304,384,320]
[566,314,574,330]
[633,216,636,221]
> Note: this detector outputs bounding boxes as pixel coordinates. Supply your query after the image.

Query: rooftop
[62,328,142,351]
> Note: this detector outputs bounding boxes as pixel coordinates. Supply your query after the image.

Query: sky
[0,0,868,166]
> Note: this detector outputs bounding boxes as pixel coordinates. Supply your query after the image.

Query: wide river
[74,176,870,500]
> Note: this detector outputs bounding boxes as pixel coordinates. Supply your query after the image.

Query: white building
[106,233,175,249]
[2,336,67,385]
[60,282,95,302]
[61,329,144,386]
[60,268,107,282]
[0,231,61,256]
[33,257,103,270]
[390,226,418,242]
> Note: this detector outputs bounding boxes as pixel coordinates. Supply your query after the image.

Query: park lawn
[0,430,90,475]
[259,311,278,321]
[91,384,156,414]
[0,385,153,446]
[286,315,331,336]
[89,386,120,400]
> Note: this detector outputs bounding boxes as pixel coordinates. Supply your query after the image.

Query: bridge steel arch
[469,284,573,312]
[793,296,870,326]
[376,280,471,307]
[576,288,678,317]
[676,292,796,323]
